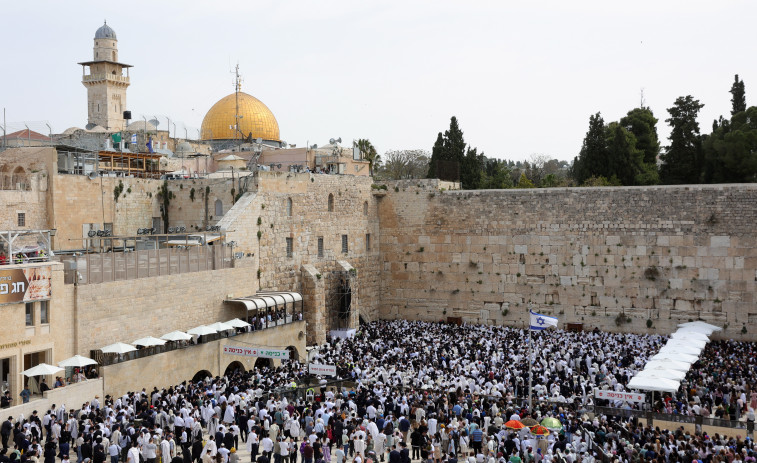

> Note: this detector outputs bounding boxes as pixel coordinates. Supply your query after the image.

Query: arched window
[286,197,292,217]
[328,193,334,212]
[0,165,10,190]
[363,201,368,216]
[12,167,26,190]
[215,199,223,216]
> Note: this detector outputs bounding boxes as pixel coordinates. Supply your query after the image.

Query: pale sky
[2,0,755,162]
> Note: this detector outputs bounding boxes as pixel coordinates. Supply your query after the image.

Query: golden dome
[201,92,280,141]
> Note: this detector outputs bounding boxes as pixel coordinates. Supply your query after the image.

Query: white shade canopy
[651,352,698,364]
[678,321,722,331]
[666,338,708,349]
[658,344,703,356]
[670,331,710,342]
[627,376,681,392]
[225,318,251,328]
[22,363,64,377]
[677,325,719,335]
[101,342,137,354]
[208,321,234,332]
[58,355,98,368]
[644,359,694,372]
[161,330,193,342]
[132,336,167,347]
[634,368,687,381]
[186,325,217,336]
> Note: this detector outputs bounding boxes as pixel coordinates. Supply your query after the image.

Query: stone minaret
[78,21,132,131]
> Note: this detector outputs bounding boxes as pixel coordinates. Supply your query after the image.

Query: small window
[215,199,223,216]
[25,302,34,326]
[341,234,348,254]
[286,237,293,258]
[286,198,292,217]
[40,301,49,324]
[328,194,334,212]
[366,233,371,252]
[318,237,324,258]
[363,201,368,216]
[17,213,25,227]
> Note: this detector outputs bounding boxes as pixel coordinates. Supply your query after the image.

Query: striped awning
[225,291,302,311]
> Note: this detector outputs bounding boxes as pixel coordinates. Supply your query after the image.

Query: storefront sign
[222,345,289,360]
[594,389,646,404]
[309,363,337,377]
[0,266,52,305]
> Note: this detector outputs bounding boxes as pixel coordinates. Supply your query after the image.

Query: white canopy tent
[665,338,708,350]
[643,359,694,372]
[651,352,699,364]
[658,344,703,356]
[634,368,687,381]
[670,331,710,342]
[678,321,722,332]
[677,324,720,336]
[627,376,681,392]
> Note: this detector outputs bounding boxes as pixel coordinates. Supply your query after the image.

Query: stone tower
[78,21,132,131]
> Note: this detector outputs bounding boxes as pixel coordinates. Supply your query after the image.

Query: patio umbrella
[540,417,563,431]
[225,318,251,328]
[132,336,167,347]
[161,330,193,342]
[58,355,98,368]
[521,417,539,427]
[207,321,234,332]
[22,363,63,377]
[530,425,550,436]
[187,325,218,336]
[504,420,525,430]
[101,342,137,354]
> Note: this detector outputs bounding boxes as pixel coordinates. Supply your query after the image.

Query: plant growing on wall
[113,180,124,202]
[190,188,195,202]
[157,181,175,233]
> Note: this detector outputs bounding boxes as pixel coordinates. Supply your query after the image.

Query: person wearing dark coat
[191,438,204,463]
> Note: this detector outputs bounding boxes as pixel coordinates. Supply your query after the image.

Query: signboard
[0,267,52,305]
[222,345,289,360]
[309,363,337,377]
[594,389,645,404]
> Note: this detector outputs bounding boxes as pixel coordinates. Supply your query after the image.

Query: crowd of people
[0,320,755,463]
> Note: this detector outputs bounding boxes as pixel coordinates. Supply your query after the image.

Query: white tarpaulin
[627,376,680,392]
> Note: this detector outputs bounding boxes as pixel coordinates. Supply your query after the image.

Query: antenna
[640,88,646,108]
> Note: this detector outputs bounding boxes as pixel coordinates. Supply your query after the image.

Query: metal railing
[59,245,232,285]
[595,405,748,430]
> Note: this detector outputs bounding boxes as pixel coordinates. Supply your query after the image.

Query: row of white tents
[627,321,722,393]
[21,319,252,379]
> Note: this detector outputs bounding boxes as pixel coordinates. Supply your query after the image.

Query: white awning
[225,291,303,311]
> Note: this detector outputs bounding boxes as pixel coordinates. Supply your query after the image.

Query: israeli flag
[529,310,558,331]
[131,133,138,144]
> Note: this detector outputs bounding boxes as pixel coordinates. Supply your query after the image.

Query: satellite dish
[149,119,160,128]
[329,138,335,144]
[88,171,99,180]
[311,144,317,149]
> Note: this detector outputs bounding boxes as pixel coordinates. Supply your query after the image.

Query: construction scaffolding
[325,269,355,331]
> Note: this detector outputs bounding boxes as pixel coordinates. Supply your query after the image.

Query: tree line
[362,74,756,188]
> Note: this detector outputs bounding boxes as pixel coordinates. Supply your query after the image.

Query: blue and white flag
[131,133,138,144]
[529,310,558,331]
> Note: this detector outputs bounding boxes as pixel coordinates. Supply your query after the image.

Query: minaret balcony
[82,73,130,84]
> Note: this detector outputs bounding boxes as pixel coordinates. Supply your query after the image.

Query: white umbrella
[58,355,98,368]
[651,352,698,364]
[225,318,251,328]
[634,368,687,381]
[208,321,234,332]
[658,344,703,356]
[644,359,693,372]
[627,376,680,393]
[187,325,218,336]
[132,336,167,347]
[22,363,64,377]
[101,342,137,354]
[161,330,193,342]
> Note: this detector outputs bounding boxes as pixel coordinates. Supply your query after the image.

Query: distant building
[0,129,50,148]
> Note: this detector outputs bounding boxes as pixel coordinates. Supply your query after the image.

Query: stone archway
[192,369,212,383]
[286,346,300,363]
[253,357,273,370]
[224,361,245,377]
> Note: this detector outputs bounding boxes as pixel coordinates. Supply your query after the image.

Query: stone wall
[378,182,757,339]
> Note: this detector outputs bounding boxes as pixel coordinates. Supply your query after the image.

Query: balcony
[82,74,130,84]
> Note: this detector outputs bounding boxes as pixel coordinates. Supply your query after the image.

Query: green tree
[571,113,608,184]
[730,74,747,115]
[605,122,643,186]
[515,172,535,189]
[660,96,705,184]
[354,139,380,176]
[620,107,661,166]
[703,106,757,183]
[480,159,513,189]
[427,116,466,181]
[377,149,429,180]
[460,146,484,189]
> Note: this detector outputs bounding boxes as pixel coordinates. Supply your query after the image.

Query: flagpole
[528,307,533,412]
